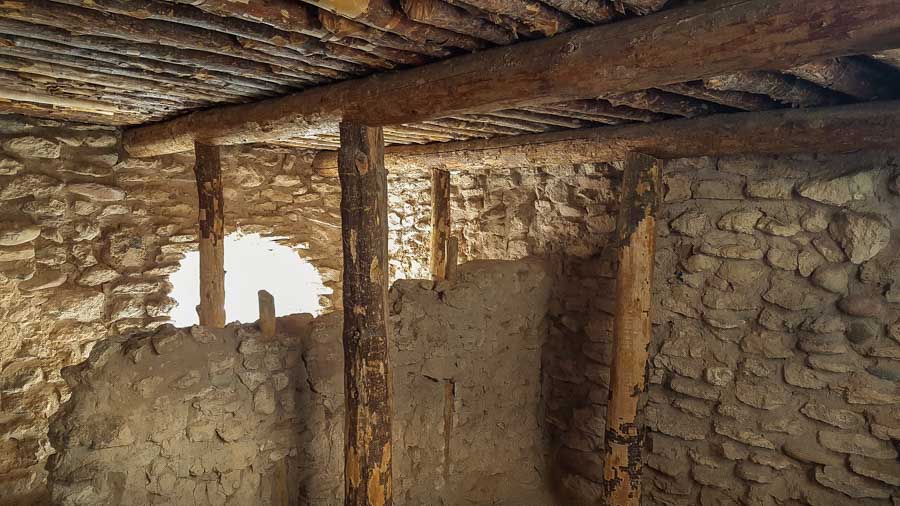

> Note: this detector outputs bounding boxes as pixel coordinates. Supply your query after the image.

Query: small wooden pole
[338,120,393,506]
[602,152,662,506]
[444,236,458,281]
[258,290,276,339]
[429,168,451,280]
[194,142,225,328]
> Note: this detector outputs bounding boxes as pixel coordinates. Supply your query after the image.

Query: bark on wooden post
[194,142,225,328]
[429,168,451,280]
[338,121,393,506]
[602,152,662,505]
[258,290,276,339]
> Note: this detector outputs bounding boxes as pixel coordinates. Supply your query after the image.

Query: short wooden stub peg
[258,290,276,339]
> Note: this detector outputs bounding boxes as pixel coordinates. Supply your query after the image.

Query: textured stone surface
[48,260,555,505]
[829,212,891,264]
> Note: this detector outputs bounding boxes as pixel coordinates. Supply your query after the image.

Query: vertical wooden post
[258,290,276,339]
[444,237,459,281]
[429,168,451,280]
[602,152,662,506]
[194,143,225,328]
[338,121,393,506]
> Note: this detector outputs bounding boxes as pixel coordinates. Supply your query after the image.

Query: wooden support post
[258,290,276,339]
[194,143,225,328]
[338,121,393,506]
[602,152,662,505]
[429,168,451,280]
[444,237,458,281]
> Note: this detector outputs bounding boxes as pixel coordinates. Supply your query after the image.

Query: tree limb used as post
[602,152,661,505]
[430,168,451,280]
[338,121,394,506]
[194,142,225,328]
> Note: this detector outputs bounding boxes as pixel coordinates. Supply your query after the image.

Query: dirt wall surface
[46,259,553,505]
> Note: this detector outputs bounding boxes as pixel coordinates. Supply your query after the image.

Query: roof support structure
[311,101,900,172]
[123,0,900,157]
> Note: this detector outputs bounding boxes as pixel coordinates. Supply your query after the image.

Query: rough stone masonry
[2,110,900,505]
[47,260,553,505]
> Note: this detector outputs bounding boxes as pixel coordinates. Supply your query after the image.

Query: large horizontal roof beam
[123,0,900,157]
[311,101,900,172]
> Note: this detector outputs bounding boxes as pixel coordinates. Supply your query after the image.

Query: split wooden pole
[258,290,276,339]
[194,142,226,328]
[602,152,662,505]
[429,168,451,280]
[338,120,394,506]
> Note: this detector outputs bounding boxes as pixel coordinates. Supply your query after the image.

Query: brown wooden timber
[0,43,259,102]
[538,0,617,24]
[308,0,485,51]
[338,121,393,506]
[0,54,218,106]
[602,152,661,506]
[49,0,363,78]
[0,30,287,96]
[0,18,308,89]
[429,168,452,280]
[0,100,141,125]
[123,0,900,157]
[444,237,459,281]
[658,82,780,112]
[313,101,900,172]
[543,100,668,123]
[455,0,576,36]
[400,0,516,45]
[195,143,226,328]
[603,89,735,117]
[318,10,448,60]
[786,57,900,101]
[0,0,325,85]
[617,0,670,15]
[490,109,594,129]
[165,0,398,70]
[258,290,276,339]
[705,71,850,108]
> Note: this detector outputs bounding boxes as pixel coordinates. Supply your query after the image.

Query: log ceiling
[0,0,899,153]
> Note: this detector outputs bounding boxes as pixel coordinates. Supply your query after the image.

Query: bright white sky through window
[168,232,331,327]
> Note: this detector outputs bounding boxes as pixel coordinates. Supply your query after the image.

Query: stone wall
[386,153,900,505]
[640,154,900,505]
[47,259,553,505]
[0,115,342,503]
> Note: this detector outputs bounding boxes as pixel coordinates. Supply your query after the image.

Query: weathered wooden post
[429,168,451,280]
[258,290,276,339]
[602,152,662,505]
[444,236,459,281]
[194,142,226,328]
[338,121,393,506]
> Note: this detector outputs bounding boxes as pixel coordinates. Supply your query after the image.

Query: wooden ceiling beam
[705,71,851,107]
[311,101,900,172]
[0,19,306,89]
[786,57,900,101]
[306,0,486,51]
[123,0,900,157]
[451,0,576,36]
[167,0,427,66]
[0,0,326,85]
